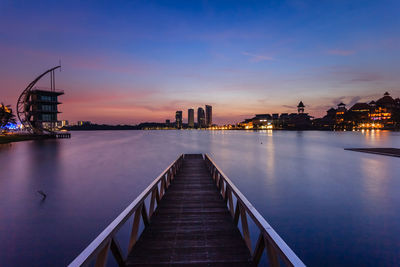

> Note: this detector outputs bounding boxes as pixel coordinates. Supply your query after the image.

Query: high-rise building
[197,107,205,128]
[205,105,212,127]
[188,109,194,128]
[175,111,183,129]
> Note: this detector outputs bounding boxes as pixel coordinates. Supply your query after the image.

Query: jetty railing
[68,154,184,267]
[204,154,305,267]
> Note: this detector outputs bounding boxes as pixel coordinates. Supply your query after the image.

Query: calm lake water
[0,130,399,266]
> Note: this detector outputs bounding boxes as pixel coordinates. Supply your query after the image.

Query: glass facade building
[188,109,194,128]
[197,107,205,128]
[175,111,183,129]
[206,105,212,127]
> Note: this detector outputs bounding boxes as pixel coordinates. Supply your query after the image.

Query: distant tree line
[65,124,139,131]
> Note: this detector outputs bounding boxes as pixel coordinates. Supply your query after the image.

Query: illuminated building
[28,89,64,131]
[197,107,205,128]
[238,119,253,129]
[17,66,64,134]
[349,103,370,125]
[316,92,400,130]
[175,111,183,129]
[56,120,69,128]
[205,105,212,127]
[188,109,194,128]
[77,121,91,126]
[252,114,273,129]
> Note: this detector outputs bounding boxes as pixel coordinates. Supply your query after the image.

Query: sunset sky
[1,0,400,124]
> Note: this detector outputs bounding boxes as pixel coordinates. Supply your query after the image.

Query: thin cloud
[242,52,274,62]
[327,49,355,56]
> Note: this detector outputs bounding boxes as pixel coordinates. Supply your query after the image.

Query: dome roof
[297,101,305,108]
[376,92,395,106]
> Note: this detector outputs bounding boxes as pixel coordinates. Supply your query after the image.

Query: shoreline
[0,134,56,144]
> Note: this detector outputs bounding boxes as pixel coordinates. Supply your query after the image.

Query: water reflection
[360,157,389,199]
[0,131,400,266]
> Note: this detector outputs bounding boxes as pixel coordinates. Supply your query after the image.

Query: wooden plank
[69,155,184,267]
[205,154,305,267]
[125,155,252,266]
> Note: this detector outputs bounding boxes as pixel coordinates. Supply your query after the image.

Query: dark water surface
[0,130,399,266]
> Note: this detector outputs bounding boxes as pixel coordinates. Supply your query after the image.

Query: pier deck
[69,154,304,267]
[126,154,251,266]
[345,148,400,158]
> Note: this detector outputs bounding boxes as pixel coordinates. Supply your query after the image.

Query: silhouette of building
[188,109,194,128]
[205,105,212,127]
[297,101,305,113]
[175,111,183,129]
[197,107,205,128]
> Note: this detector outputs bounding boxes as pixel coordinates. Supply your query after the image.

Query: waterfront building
[197,107,205,128]
[349,103,371,126]
[175,111,183,129]
[238,119,253,129]
[272,113,280,128]
[369,92,397,126]
[188,109,194,128]
[205,105,212,127]
[278,113,289,128]
[252,114,273,129]
[29,88,64,131]
[56,120,69,128]
[16,66,66,134]
[77,121,91,126]
[335,102,347,127]
[297,101,305,113]
[284,102,312,129]
[316,92,400,130]
[312,108,336,130]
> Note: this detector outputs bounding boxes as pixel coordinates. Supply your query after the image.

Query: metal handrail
[69,154,304,267]
[69,154,184,267]
[204,154,305,267]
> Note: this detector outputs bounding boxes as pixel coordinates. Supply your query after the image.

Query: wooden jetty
[56,132,71,138]
[69,154,304,267]
[345,148,400,158]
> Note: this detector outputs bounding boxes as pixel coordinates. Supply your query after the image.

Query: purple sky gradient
[1,0,400,124]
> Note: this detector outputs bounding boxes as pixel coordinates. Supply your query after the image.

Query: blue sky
[1,0,400,124]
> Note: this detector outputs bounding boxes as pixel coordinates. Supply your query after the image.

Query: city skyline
[1,1,400,124]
